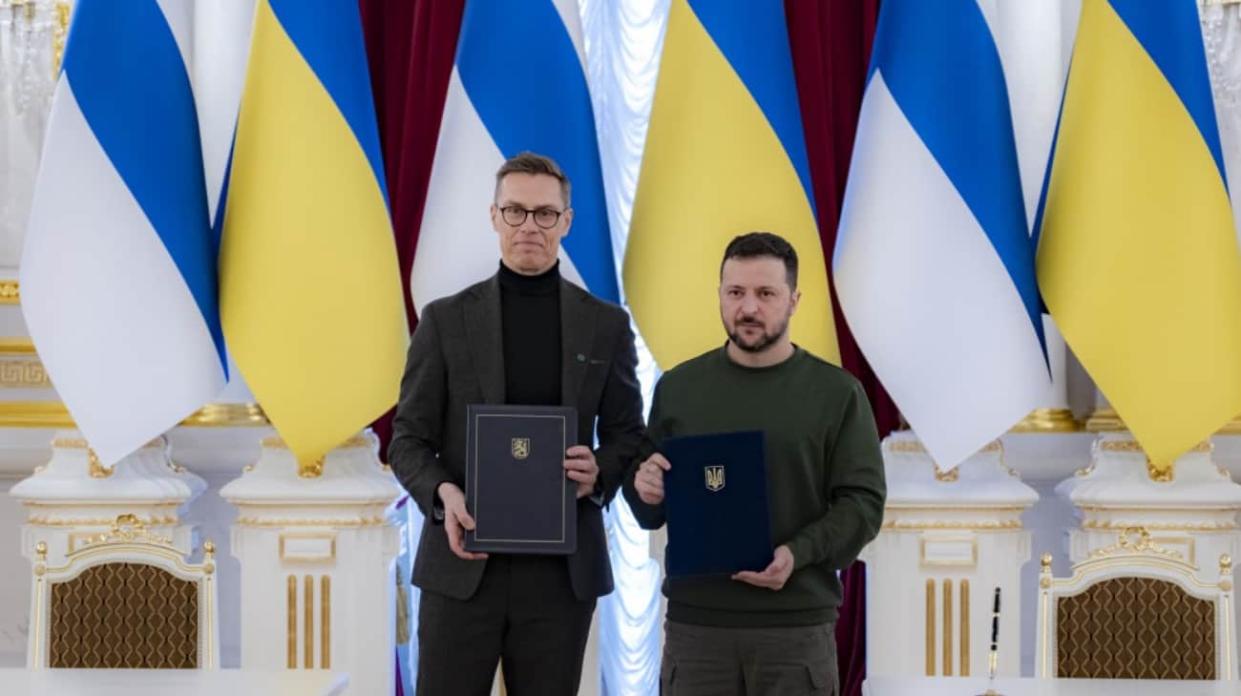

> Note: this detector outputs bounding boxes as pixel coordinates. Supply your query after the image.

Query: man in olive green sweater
[622,232,886,696]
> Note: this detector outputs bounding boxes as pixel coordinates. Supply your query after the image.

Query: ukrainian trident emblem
[704,465,725,492]
[511,438,531,460]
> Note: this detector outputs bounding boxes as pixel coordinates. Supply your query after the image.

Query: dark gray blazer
[389,273,645,601]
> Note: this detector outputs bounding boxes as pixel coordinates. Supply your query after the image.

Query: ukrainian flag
[220,0,407,464]
[1036,0,1241,470]
[624,0,838,369]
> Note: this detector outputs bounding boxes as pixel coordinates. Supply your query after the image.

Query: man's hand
[565,446,600,499]
[732,545,795,591]
[633,453,671,505]
[437,482,487,561]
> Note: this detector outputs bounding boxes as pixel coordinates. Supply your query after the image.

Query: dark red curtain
[786,2,892,696]
[360,0,465,454]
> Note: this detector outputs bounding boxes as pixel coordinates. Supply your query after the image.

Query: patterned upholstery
[48,562,199,669]
[1056,576,1215,679]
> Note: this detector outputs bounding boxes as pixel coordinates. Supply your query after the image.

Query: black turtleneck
[499,261,562,406]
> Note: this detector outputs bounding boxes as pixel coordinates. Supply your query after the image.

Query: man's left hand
[732,545,795,591]
[564,446,599,499]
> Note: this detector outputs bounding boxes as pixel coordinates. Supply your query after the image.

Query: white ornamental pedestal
[220,431,402,696]
[1056,431,1241,582]
[10,431,206,566]
[863,431,1038,678]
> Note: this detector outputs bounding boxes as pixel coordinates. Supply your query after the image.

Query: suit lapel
[464,275,505,404]
[560,281,596,409]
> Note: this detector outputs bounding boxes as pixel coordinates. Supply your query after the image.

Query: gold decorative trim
[1221,555,1234,592]
[32,541,46,668]
[78,514,172,548]
[235,515,387,528]
[0,400,269,428]
[943,579,953,676]
[40,514,178,530]
[0,401,74,427]
[887,439,1002,456]
[1009,408,1081,433]
[304,575,314,669]
[87,449,112,479]
[0,359,48,388]
[52,2,71,75]
[925,579,935,676]
[0,280,18,305]
[299,459,324,479]
[1081,518,1237,531]
[279,532,337,563]
[287,575,297,669]
[884,519,1023,531]
[934,466,959,483]
[0,338,37,355]
[1088,527,1182,561]
[180,402,269,427]
[321,575,331,670]
[262,434,369,450]
[202,540,216,576]
[1085,407,1125,432]
[943,580,953,674]
[919,536,979,567]
[960,579,970,677]
[1098,439,1209,456]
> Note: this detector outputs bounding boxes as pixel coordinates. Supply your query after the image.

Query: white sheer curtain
[578,0,669,693]
[0,0,63,277]
[1202,0,1241,241]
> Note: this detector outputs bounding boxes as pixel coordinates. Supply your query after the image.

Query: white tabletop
[0,668,349,696]
[862,676,1241,696]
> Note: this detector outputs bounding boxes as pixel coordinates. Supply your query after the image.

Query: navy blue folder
[464,404,577,555]
[661,431,772,577]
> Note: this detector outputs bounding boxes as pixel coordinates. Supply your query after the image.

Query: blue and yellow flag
[624,0,838,369]
[220,0,407,464]
[1036,0,1241,469]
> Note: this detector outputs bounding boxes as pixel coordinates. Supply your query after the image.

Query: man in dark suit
[389,152,644,696]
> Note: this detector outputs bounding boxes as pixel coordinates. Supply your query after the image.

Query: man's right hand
[437,482,488,561]
[633,453,671,505]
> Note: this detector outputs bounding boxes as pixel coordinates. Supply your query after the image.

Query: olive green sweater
[622,346,886,627]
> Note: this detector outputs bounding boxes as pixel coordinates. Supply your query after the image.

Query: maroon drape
[786,2,891,696]
[360,0,465,452]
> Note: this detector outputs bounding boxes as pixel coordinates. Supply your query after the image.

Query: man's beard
[726,316,790,354]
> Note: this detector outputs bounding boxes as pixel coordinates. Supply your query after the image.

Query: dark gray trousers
[660,620,838,696]
[416,555,595,696]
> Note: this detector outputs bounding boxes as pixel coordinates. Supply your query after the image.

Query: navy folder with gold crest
[662,431,772,577]
[464,404,577,555]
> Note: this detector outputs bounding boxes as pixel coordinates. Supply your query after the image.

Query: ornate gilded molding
[0,280,18,305]
[0,359,50,388]
[882,518,1023,531]
[1082,518,1238,531]
[1085,407,1125,432]
[0,401,73,427]
[28,514,178,527]
[52,1,70,75]
[234,515,387,528]
[1010,408,1081,433]
[80,513,173,548]
[0,400,269,428]
[0,338,36,355]
[1088,527,1183,561]
[180,402,269,427]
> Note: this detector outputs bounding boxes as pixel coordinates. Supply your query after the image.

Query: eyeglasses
[498,205,564,229]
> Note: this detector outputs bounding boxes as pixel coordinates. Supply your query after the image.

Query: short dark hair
[719,232,799,290]
[494,151,571,207]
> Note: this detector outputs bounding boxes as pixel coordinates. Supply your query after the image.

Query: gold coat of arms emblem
[704,465,725,492]
[511,437,531,460]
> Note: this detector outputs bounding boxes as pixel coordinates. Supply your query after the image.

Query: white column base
[221,430,402,696]
[864,431,1038,678]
